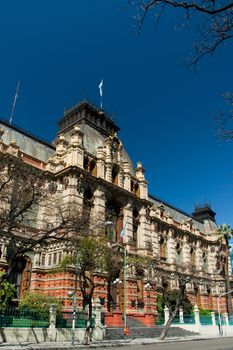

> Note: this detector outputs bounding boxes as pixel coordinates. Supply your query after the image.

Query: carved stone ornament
[77,173,84,194]
[48,181,58,193]
[62,176,69,189]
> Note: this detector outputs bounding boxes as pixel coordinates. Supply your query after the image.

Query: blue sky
[0,0,232,226]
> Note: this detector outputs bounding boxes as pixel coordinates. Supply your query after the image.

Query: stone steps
[104,326,199,340]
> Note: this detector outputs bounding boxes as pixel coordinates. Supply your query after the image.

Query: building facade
[0,100,231,324]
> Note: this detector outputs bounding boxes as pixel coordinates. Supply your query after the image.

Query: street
[95,338,233,350]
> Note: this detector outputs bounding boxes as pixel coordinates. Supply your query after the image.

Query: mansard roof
[58,99,120,136]
[149,194,217,234]
[0,118,54,163]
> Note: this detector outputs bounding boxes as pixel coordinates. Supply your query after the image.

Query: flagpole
[9,81,20,125]
[123,243,127,342]
[98,79,103,110]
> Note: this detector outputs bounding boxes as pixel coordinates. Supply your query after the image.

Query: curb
[1,336,233,349]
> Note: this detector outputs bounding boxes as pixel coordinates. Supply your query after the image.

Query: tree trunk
[83,294,93,345]
[159,305,179,340]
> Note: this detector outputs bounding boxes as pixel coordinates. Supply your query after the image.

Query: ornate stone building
[0,100,230,324]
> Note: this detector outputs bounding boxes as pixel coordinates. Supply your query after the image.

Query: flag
[98,79,103,97]
[120,221,128,239]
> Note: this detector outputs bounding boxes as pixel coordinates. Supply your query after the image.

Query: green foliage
[19,292,63,317]
[156,291,193,317]
[195,307,213,316]
[217,223,233,247]
[0,272,16,311]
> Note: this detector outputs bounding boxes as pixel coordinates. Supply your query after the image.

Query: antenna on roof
[9,81,20,125]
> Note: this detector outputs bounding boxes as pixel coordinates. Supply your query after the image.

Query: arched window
[112,164,119,185]
[131,181,140,197]
[175,243,183,264]
[203,251,208,273]
[9,256,32,299]
[84,156,97,176]
[132,209,139,244]
[190,247,196,267]
[82,188,94,225]
[106,200,123,242]
[160,237,167,261]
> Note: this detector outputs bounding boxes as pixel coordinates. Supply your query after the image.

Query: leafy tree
[0,151,67,282]
[19,291,63,317]
[217,93,233,141]
[0,272,16,311]
[128,0,233,65]
[156,290,193,319]
[154,264,198,340]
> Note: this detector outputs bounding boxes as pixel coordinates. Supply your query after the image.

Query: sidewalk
[0,334,232,350]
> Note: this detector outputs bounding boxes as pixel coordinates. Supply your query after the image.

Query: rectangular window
[41,254,46,266]
[53,252,57,265]
[48,254,52,266]
[58,251,62,264]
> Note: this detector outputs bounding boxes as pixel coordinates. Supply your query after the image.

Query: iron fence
[0,309,49,328]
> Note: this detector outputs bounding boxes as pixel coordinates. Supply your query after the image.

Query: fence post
[49,304,57,329]
[223,312,229,326]
[194,304,200,332]
[94,298,102,327]
[164,306,169,325]
[179,307,184,324]
[211,311,216,326]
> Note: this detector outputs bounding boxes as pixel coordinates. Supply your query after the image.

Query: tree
[217,223,233,315]
[0,152,66,282]
[19,291,63,318]
[217,93,233,141]
[156,290,193,319]
[155,264,198,340]
[0,272,16,312]
[128,0,233,65]
[61,223,120,344]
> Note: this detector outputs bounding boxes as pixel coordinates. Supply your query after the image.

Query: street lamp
[113,278,122,311]
[145,282,152,311]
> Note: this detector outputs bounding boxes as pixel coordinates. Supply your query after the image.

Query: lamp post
[123,243,127,341]
[113,278,122,311]
[145,282,152,311]
[67,252,79,347]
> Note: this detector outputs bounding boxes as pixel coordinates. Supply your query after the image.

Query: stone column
[164,306,169,325]
[123,162,131,192]
[2,243,7,261]
[196,241,202,271]
[211,311,216,326]
[105,163,112,182]
[167,229,175,264]
[49,304,57,329]
[183,236,190,265]
[93,187,105,221]
[138,207,150,251]
[135,162,148,200]
[223,312,229,326]
[179,307,184,324]
[194,304,200,332]
[93,299,102,327]
[97,147,105,179]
